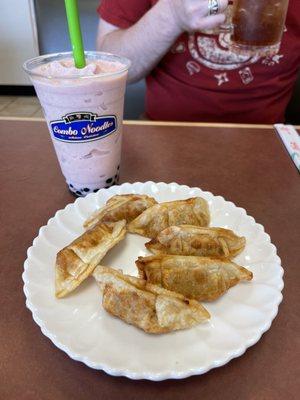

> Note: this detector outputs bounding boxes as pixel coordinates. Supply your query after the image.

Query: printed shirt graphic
[98,0,300,123]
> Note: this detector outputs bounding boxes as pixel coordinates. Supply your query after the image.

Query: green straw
[64,0,86,68]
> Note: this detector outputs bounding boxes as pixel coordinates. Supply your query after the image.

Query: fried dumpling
[146,225,246,257]
[127,197,210,238]
[55,220,126,298]
[93,265,210,334]
[84,194,157,229]
[136,255,253,301]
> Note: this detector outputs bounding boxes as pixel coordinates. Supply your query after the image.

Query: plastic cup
[23,51,130,196]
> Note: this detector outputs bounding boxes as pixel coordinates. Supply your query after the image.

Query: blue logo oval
[50,112,117,143]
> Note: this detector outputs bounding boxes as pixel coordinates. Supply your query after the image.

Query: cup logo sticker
[50,112,117,143]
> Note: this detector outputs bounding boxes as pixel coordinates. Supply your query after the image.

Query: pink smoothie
[27,54,129,196]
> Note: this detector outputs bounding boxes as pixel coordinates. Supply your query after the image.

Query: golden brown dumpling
[93,265,210,334]
[136,255,253,301]
[146,225,246,257]
[84,194,157,229]
[127,197,210,238]
[55,220,126,298]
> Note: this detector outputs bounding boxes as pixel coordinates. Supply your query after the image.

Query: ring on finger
[207,0,220,16]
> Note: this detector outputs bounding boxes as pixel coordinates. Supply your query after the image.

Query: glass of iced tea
[230,0,289,55]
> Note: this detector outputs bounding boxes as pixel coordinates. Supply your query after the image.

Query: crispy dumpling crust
[127,197,210,238]
[146,225,246,257]
[136,255,253,301]
[84,194,157,229]
[55,220,126,298]
[93,265,210,333]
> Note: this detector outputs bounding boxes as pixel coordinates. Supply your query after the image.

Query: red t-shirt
[98,0,300,123]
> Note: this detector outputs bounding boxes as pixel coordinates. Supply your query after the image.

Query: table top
[0,119,299,400]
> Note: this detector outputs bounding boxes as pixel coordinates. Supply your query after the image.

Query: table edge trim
[1,116,298,130]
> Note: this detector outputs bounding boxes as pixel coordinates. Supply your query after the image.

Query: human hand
[165,0,229,32]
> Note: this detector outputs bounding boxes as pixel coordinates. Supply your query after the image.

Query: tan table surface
[0,119,299,400]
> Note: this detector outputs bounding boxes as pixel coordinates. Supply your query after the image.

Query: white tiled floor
[0,96,42,117]
[0,96,16,111]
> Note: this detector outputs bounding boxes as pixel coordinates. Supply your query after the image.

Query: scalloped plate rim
[22,181,284,380]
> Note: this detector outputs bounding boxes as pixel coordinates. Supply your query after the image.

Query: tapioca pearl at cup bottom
[68,184,93,197]
[68,168,120,197]
[68,187,80,197]
[68,183,76,193]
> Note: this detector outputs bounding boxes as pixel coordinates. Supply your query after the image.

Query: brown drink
[231,0,289,55]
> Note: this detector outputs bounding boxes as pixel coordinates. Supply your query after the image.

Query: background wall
[0,0,38,85]
[35,0,97,54]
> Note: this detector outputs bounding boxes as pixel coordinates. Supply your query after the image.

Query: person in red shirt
[97,0,300,124]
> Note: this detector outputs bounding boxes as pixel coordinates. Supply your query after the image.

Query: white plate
[23,182,284,380]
